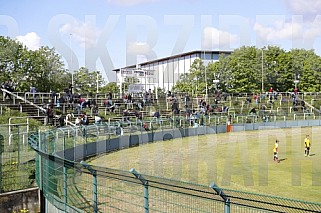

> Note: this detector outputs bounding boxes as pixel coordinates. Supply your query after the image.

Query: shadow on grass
[309,153,316,156]
[279,158,287,162]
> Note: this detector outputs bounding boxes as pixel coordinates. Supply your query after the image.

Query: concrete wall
[57,125,227,161]
[56,120,321,162]
[0,187,39,213]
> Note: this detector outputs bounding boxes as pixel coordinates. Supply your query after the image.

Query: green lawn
[89,126,321,203]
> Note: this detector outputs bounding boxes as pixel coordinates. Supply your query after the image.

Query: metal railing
[27,121,321,213]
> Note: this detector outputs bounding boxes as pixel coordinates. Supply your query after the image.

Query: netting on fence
[28,127,321,213]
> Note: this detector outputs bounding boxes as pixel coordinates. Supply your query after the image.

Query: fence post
[130,168,149,213]
[210,183,230,213]
[80,161,98,213]
[63,166,68,212]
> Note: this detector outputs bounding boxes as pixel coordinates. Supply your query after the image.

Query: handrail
[1,88,75,126]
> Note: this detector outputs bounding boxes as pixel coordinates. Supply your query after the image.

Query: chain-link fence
[0,124,36,193]
[28,121,321,213]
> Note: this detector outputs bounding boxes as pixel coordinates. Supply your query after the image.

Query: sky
[1,0,321,82]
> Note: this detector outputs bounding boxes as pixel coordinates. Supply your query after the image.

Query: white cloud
[284,0,321,17]
[127,42,151,55]
[16,32,41,51]
[202,27,238,50]
[254,21,303,41]
[59,20,99,49]
[254,19,321,42]
[106,0,158,6]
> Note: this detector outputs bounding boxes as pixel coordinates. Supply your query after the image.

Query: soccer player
[304,135,311,157]
[273,140,279,163]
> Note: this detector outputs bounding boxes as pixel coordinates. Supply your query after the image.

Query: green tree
[18,47,67,92]
[288,49,321,92]
[100,82,119,94]
[173,58,205,95]
[0,36,28,85]
[0,37,67,93]
[73,67,105,94]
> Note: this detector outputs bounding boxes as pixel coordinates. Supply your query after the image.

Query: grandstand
[1,88,320,128]
[2,88,321,212]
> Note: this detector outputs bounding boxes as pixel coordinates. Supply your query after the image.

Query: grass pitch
[89,126,321,203]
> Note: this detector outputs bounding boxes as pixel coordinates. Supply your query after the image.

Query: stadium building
[113,50,232,94]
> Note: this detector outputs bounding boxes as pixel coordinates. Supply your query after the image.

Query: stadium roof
[112,50,232,72]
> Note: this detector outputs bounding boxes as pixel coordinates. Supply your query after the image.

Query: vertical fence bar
[80,161,98,213]
[130,168,149,213]
[93,170,98,213]
[0,133,3,193]
[210,183,230,213]
[224,198,230,213]
[63,166,68,213]
[144,183,149,213]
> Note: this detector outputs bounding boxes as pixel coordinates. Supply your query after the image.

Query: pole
[63,166,68,212]
[80,161,98,213]
[70,34,74,93]
[261,49,264,93]
[130,168,149,213]
[0,133,3,193]
[96,72,99,93]
[204,50,208,101]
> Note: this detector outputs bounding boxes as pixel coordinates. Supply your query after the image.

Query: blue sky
[1,0,321,82]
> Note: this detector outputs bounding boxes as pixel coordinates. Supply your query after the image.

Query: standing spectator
[50,90,57,104]
[58,114,65,127]
[185,94,190,106]
[148,89,152,103]
[2,80,12,100]
[46,106,54,125]
[108,92,112,100]
[30,86,37,103]
[128,93,132,103]
[68,83,73,95]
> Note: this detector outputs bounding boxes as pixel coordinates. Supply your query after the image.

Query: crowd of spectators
[1,81,311,128]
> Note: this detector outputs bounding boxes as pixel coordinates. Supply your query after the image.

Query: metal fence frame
[28,119,321,213]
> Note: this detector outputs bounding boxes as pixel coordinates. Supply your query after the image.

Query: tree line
[173,46,321,94]
[0,36,118,95]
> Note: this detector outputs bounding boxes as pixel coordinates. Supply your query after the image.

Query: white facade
[114,50,231,93]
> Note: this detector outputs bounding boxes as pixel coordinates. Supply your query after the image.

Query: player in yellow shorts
[304,135,311,157]
[273,140,280,163]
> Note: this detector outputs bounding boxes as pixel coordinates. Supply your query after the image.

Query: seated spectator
[94,115,102,124]
[92,105,99,115]
[136,100,144,110]
[75,117,81,125]
[104,99,115,112]
[142,122,150,131]
[153,111,160,118]
[81,113,89,125]
[134,111,142,120]
[262,115,268,122]
[194,111,200,120]
[81,99,91,109]
[223,106,229,112]
[249,108,257,114]
[123,109,130,121]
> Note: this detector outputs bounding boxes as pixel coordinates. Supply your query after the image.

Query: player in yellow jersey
[304,135,311,157]
[273,140,280,163]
